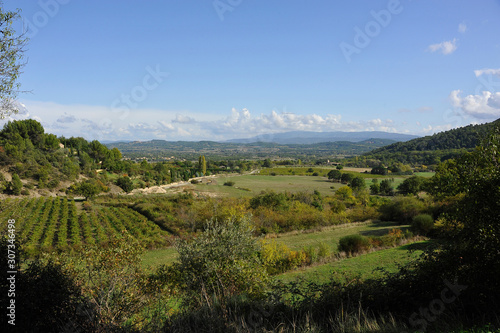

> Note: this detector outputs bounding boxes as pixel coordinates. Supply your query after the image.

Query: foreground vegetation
[1,120,500,332]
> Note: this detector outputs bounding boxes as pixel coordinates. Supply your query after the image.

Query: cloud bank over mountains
[3,102,402,141]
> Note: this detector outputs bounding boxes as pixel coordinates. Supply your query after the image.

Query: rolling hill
[361,119,500,165]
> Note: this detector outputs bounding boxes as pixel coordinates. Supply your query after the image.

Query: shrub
[370,183,380,194]
[317,242,331,259]
[412,213,434,235]
[380,228,405,246]
[82,201,92,211]
[10,173,22,195]
[116,176,134,193]
[379,196,427,224]
[223,181,235,186]
[155,217,269,308]
[303,246,319,264]
[260,239,306,274]
[338,234,370,254]
[250,191,289,211]
[47,178,59,189]
[330,200,346,214]
[349,176,366,191]
[346,205,380,222]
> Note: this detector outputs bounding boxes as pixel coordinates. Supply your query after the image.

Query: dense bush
[116,175,134,192]
[412,213,434,235]
[152,216,269,309]
[249,190,289,211]
[397,175,427,195]
[379,196,427,224]
[338,234,370,254]
[260,239,306,274]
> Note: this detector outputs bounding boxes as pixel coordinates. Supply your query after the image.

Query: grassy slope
[141,220,411,270]
[277,241,428,284]
[268,220,409,250]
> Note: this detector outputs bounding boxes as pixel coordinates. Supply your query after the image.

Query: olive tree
[0,4,27,118]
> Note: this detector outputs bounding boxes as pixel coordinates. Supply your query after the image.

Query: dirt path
[129,175,219,195]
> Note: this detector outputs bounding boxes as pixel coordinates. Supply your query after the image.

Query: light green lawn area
[194,174,344,198]
[270,220,409,250]
[188,169,435,199]
[142,248,178,271]
[277,241,428,284]
[414,172,435,178]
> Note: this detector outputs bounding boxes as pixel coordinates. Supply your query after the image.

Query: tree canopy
[0,4,27,118]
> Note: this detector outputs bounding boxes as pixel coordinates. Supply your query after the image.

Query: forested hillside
[360,119,500,165]
[0,119,125,193]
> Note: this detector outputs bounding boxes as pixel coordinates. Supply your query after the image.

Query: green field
[140,220,411,270]
[194,174,344,197]
[142,247,178,271]
[190,169,433,198]
[267,220,409,250]
[0,197,170,254]
[277,241,428,284]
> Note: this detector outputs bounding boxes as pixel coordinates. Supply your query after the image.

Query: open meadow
[278,241,429,284]
[141,220,413,271]
[188,168,434,198]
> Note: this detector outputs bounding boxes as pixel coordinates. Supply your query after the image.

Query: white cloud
[449,89,500,119]
[418,106,433,113]
[172,114,195,124]
[474,68,500,77]
[422,123,456,134]
[1,101,402,141]
[428,38,458,55]
[56,113,77,124]
[458,22,467,33]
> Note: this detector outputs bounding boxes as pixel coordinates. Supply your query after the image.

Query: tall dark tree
[10,173,22,195]
[340,173,352,184]
[198,155,206,175]
[327,169,342,182]
[379,179,394,196]
[349,176,366,191]
[397,176,425,195]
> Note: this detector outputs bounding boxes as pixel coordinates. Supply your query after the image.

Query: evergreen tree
[10,173,22,195]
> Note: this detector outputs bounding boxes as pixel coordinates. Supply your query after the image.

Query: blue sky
[3,0,500,141]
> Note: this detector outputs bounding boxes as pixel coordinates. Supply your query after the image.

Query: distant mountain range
[106,138,400,161]
[226,131,419,145]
